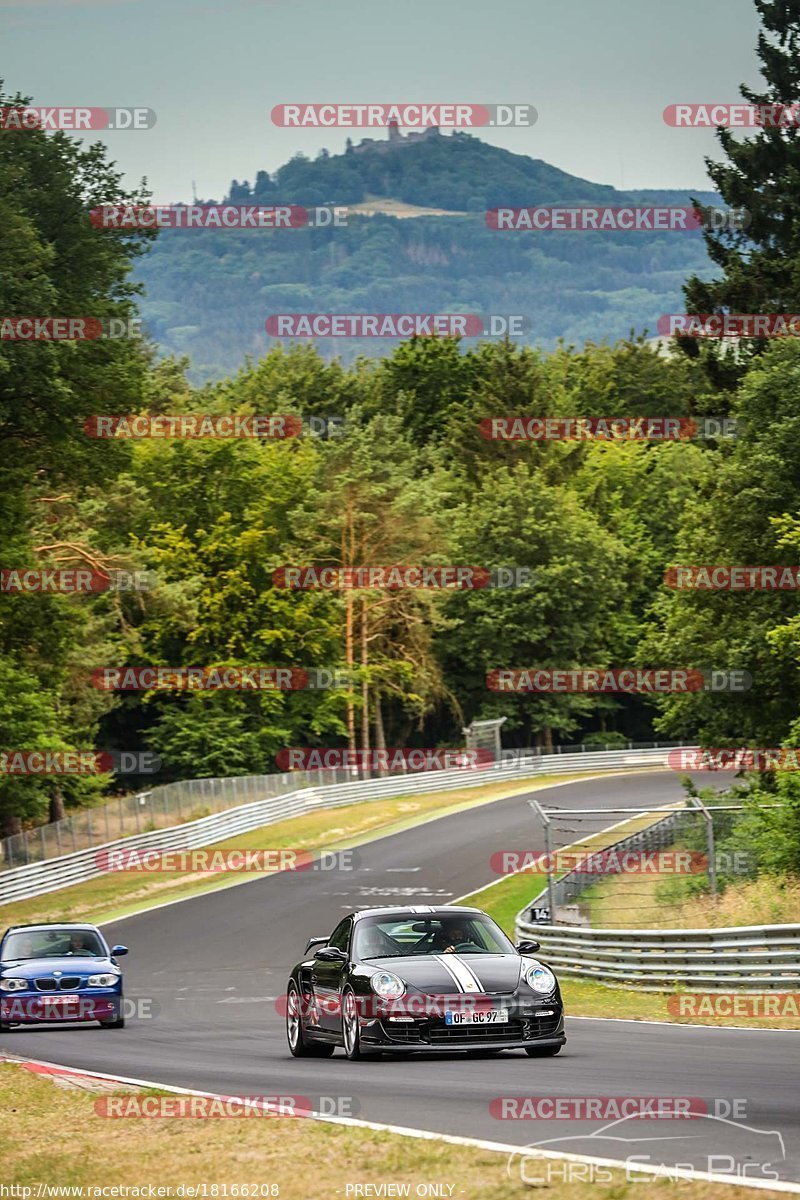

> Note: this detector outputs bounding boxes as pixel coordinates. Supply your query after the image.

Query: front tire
[342,988,374,1060]
[525,1043,562,1057]
[99,1016,125,1029]
[286,981,335,1058]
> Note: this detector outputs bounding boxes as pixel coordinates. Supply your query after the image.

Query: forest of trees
[138,208,719,382]
[1,0,800,882]
[137,133,720,381]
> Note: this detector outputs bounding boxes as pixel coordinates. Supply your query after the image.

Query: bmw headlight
[87,973,118,987]
[370,971,405,999]
[0,978,27,992]
[525,963,556,994]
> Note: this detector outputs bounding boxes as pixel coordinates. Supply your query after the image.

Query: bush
[582,731,629,749]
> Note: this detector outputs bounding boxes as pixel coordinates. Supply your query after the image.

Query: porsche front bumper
[360,1003,566,1051]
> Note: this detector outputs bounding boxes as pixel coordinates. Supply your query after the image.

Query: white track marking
[100,773,645,927]
[568,1014,800,1033]
[2,1054,797,1194]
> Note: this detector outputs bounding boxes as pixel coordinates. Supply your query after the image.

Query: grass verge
[581,865,800,930]
[1,1062,790,1199]
[458,816,800,1031]
[0,771,620,930]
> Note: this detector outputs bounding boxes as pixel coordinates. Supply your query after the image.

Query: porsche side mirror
[111,945,128,956]
[314,946,348,963]
[305,936,329,954]
[516,939,540,954]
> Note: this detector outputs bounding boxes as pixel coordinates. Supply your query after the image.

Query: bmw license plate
[445,1009,508,1025]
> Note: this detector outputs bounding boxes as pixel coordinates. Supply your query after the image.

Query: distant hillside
[223,128,718,213]
[135,130,720,380]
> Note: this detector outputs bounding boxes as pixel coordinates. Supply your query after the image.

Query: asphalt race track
[4,771,799,1185]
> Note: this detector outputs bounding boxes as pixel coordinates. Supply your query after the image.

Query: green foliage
[683,1,800,385]
[135,135,721,383]
[644,341,800,745]
[582,732,629,748]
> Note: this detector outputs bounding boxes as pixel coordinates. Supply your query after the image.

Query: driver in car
[67,933,94,955]
[433,920,479,954]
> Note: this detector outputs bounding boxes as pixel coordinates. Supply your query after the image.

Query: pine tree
[682,0,800,386]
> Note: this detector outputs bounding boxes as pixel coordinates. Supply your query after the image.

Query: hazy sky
[4,0,762,201]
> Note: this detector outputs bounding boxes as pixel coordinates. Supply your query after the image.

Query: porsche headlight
[370,971,405,999]
[87,973,118,987]
[525,963,556,994]
[0,978,27,992]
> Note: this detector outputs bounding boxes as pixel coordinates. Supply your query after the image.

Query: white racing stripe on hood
[434,954,482,993]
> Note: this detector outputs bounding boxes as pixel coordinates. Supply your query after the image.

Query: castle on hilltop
[352,120,442,155]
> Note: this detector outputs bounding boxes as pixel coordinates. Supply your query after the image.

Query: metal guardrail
[517,815,800,991]
[514,916,800,991]
[0,740,682,871]
[0,746,681,907]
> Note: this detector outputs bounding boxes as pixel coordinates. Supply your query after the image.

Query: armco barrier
[516,796,800,991]
[514,915,800,991]
[0,746,682,907]
[0,740,684,870]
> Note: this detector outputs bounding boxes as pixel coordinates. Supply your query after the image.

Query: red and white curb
[1,1052,799,1193]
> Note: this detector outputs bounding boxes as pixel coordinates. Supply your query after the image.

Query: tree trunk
[0,809,22,838]
[360,597,370,776]
[543,726,554,754]
[343,508,357,758]
[345,590,356,753]
[49,788,67,823]
[374,691,388,777]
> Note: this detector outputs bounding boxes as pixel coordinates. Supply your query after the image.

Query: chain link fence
[0,740,682,871]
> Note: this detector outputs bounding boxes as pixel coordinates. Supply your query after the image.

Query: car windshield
[1,929,105,961]
[353,914,515,960]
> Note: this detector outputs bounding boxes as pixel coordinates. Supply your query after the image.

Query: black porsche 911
[285,905,566,1059]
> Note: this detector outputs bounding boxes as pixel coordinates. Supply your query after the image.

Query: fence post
[691,795,717,900]
[528,798,556,924]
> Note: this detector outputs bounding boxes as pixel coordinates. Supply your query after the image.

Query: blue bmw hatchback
[0,923,128,1029]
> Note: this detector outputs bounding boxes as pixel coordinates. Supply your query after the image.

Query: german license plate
[445,1009,508,1025]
